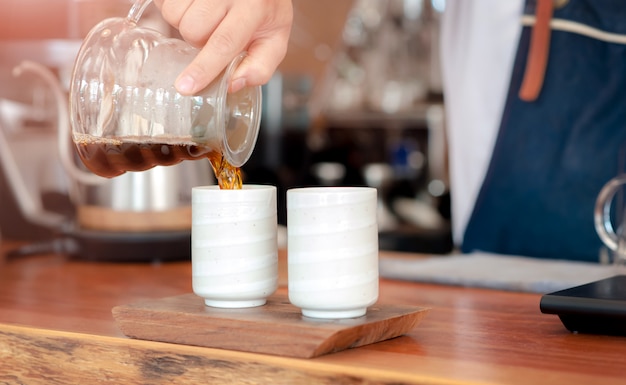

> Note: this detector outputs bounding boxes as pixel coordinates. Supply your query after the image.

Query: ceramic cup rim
[192,184,277,205]
[287,186,376,207]
[193,184,276,192]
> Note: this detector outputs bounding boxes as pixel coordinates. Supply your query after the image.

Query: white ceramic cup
[192,185,278,308]
[287,186,379,319]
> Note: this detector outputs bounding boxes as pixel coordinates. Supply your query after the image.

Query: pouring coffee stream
[69,0,261,189]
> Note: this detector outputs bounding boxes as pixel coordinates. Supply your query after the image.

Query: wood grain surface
[0,323,429,385]
[112,293,429,358]
[1,242,626,384]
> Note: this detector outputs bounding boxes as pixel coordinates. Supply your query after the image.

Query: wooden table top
[1,241,625,384]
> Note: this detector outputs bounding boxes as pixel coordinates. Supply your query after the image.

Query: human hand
[152,0,293,95]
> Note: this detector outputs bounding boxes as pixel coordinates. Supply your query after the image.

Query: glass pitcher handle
[127,0,153,24]
[594,174,626,251]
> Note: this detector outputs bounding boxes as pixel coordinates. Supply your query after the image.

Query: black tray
[540,275,626,336]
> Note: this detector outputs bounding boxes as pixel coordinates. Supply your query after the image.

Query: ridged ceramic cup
[287,187,379,319]
[192,185,278,308]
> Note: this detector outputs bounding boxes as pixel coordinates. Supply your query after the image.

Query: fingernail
[230,78,247,93]
[176,75,196,95]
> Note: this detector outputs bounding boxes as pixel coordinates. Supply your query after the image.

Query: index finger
[175,9,259,95]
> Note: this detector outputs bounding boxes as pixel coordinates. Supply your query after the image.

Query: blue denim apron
[462,0,626,262]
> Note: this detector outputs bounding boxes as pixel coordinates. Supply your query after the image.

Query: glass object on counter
[68,0,261,180]
[595,175,626,266]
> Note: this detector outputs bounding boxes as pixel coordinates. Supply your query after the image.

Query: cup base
[301,308,367,319]
[204,298,267,308]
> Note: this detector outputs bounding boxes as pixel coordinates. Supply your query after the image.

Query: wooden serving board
[112,293,429,358]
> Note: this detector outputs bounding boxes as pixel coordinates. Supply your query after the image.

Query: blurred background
[0,0,452,259]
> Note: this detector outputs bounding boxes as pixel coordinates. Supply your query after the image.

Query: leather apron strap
[518,0,554,101]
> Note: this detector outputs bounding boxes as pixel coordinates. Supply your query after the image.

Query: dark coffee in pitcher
[74,134,243,189]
